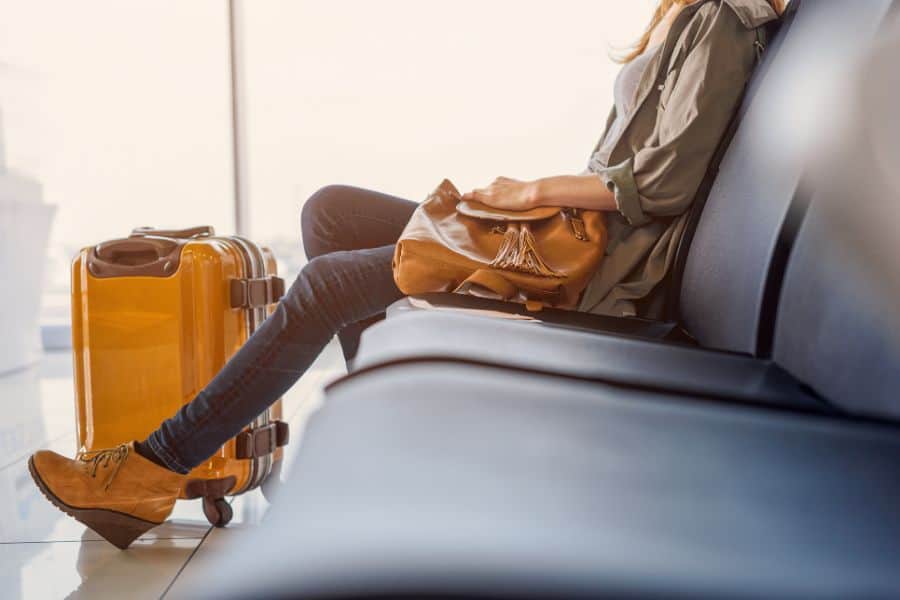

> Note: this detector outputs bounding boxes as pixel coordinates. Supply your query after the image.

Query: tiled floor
[0,342,345,599]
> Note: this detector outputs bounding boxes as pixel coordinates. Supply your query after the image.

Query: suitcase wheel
[202,497,233,528]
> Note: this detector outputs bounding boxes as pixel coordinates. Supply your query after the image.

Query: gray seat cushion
[203,362,900,599]
[356,309,825,412]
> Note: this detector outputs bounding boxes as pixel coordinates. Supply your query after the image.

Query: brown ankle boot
[28,441,185,549]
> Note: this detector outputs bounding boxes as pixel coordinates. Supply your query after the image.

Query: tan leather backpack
[393,179,607,311]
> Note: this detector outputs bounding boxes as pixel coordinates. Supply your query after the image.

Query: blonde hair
[616,0,786,63]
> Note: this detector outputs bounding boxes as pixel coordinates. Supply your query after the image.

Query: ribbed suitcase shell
[71,227,284,525]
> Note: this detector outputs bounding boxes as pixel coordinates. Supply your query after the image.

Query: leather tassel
[490,223,562,278]
[491,225,520,269]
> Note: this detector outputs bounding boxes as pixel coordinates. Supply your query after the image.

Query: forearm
[530,175,618,211]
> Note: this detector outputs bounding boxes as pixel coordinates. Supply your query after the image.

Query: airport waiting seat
[350,0,894,414]
[201,175,900,596]
[199,17,900,593]
[198,1,900,598]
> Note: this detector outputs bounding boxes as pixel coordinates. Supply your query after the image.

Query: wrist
[526,178,549,208]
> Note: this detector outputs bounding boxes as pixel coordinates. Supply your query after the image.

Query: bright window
[240,0,655,278]
[0,0,234,331]
[1,0,656,337]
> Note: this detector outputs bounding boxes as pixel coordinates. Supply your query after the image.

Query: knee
[287,251,341,300]
[281,251,348,324]
[301,185,354,259]
[301,185,347,230]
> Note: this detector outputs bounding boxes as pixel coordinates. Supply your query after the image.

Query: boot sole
[28,457,161,549]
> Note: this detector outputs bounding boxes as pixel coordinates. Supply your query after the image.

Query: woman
[29,0,783,548]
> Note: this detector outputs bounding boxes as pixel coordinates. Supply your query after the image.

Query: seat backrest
[661,2,793,322]
[773,203,900,420]
[772,13,900,418]
[678,0,894,355]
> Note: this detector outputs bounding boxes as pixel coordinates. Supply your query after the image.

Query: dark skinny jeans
[146,185,417,473]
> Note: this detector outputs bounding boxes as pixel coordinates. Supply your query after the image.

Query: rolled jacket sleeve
[593,155,649,227]
[591,7,758,227]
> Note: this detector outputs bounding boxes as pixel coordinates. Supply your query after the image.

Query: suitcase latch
[230,276,286,309]
[235,421,290,459]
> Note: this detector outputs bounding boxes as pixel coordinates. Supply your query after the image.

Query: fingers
[464,177,515,202]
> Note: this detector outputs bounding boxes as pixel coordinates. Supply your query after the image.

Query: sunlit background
[5,2,900,597]
[0,0,655,351]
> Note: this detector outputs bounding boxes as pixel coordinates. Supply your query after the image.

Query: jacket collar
[721,0,781,29]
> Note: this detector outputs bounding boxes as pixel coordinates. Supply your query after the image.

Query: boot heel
[72,508,159,549]
[28,456,160,549]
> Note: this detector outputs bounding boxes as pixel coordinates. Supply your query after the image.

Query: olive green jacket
[578,0,779,317]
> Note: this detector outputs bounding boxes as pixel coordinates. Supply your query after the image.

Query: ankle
[134,439,175,472]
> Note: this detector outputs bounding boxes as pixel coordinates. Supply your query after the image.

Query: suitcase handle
[88,237,184,278]
[130,225,215,239]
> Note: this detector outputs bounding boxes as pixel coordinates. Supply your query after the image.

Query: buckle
[275,420,290,447]
[247,278,271,308]
[230,276,286,308]
[235,421,289,459]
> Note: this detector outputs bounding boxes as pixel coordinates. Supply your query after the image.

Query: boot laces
[78,443,130,491]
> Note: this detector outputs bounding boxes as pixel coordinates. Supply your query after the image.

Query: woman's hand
[462,175,618,212]
[462,177,540,211]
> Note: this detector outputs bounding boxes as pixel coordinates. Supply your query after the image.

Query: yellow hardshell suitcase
[71,226,288,526]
